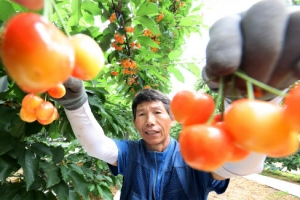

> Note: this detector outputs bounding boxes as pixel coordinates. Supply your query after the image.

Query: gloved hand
[53,76,88,110]
[202,0,300,100]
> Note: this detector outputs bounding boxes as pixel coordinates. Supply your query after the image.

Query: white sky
[169,0,262,97]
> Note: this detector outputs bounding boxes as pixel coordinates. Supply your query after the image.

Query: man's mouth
[145,131,159,135]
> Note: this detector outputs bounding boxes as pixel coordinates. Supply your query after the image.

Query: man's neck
[145,136,171,152]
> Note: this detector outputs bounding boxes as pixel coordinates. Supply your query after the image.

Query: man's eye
[138,113,144,116]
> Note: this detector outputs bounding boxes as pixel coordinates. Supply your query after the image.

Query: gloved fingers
[294,60,300,79]
[204,0,300,101]
[201,65,220,91]
[205,14,242,77]
[52,77,87,110]
[239,0,288,84]
[267,10,300,89]
[62,76,84,93]
[202,66,249,100]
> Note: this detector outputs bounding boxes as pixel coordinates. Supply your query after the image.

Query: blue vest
[109,137,229,200]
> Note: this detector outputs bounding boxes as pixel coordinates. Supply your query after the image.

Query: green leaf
[132,0,141,7]
[138,36,159,48]
[63,123,76,142]
[0,183,23,200]
[45,190,57,200]
[111,123,120,134]
[104,175,113,183]
[0,134,14,155]
[52,181,69,200]
[159,9,173,22]
[187,63,201,77]
[27,176,44,191]
[81,11,95,26]
[48,121,60,139]
[135,16,160,35]
[0,155,19,182]
[22,190,46,200]
[86,86,109,95]
[97,2,109,19]
[69,0,82,26]
[168,50,183,60]
[18,149,39,190]
[51,146,64,164]
[88,26,101,38]
[58,119,68,138]
[99,33,114,52]
[141,50,162,61]
[136,2,158,16]
[68,171,90,200]
[191,4,204,12]
[108,23,118,33]
[97,185,113,200]
[82,1,101,15]
[168,66,184,82]
[12,83,26,102]
[179,15,202,27]
[30,142,52,158]
[68,190,81,200]
[148,69,167,82]
[60,165,69,182]
[133,24,144,37]
[183,27,190,37]
[69,164,84,175]
[88,95,105,110]
[10,120,25,138]
[0,1,16,22]
[81,167,94,179]
[25,121,43,137]
[40,161,60,188]
[0,106,18,126]
[67,154,80,163]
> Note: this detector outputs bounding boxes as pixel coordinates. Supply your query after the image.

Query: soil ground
[110,176,300,200]
[208,176,300,200]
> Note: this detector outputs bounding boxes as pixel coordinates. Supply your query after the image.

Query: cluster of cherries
[1,0,105,125]
[171,84,300,171]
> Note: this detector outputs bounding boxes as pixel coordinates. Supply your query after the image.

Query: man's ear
[170,117,176,127]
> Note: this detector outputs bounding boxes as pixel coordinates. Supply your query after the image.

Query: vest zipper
[153,152,158,200]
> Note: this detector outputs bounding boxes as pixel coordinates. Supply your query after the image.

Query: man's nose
[146,114,155,125]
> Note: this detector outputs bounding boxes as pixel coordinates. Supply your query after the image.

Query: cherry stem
[216,76,224,108]
[43,0,51,19]
[234,71,286,97]
[44,93,48,101]
[49,0,71,37]
[206,76,224,125]
[246,80,254,100]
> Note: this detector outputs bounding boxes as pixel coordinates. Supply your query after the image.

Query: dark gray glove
[54,77,88,110]
[203,0,300,100]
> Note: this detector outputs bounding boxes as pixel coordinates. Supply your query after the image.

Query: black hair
[132,89,173,120]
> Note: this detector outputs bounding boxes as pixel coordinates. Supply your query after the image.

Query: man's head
[132,88,173,120]
[131,89,174,152]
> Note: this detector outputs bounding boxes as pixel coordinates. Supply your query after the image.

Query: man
[58,79,265,199]
[56,0,300,199]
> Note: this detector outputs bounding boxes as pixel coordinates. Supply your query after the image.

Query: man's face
[133,100,174,152]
